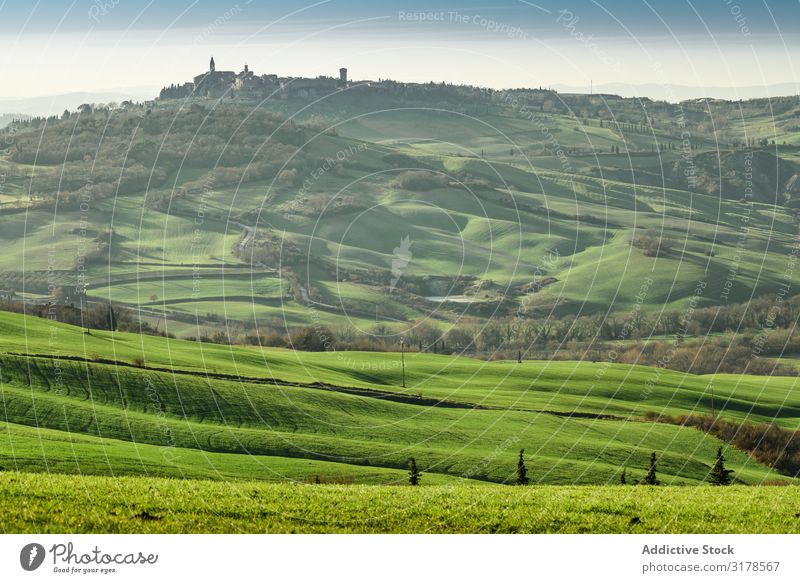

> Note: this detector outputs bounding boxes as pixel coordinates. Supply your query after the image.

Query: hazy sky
[0,0,798,98]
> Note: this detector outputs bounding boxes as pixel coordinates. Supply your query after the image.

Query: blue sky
[0,0,798,98]
[3,1,799,35]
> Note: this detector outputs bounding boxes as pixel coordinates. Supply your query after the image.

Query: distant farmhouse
[160,57,348,100]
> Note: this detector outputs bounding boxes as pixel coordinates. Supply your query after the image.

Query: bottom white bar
[1,535,797,582]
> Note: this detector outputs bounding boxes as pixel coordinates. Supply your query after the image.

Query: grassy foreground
[1,472,798,534]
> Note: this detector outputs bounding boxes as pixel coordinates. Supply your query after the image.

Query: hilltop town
[157,57,513,107]
[159,57,351,100]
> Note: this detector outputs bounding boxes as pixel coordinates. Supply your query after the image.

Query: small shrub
[630,233,672,257]
[393,171,448,192]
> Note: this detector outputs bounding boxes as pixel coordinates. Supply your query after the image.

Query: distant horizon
[1,0,798,105]
[0,74,798,118]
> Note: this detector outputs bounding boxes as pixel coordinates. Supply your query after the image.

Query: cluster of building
[160,57,349,100]
[156,58,506,112]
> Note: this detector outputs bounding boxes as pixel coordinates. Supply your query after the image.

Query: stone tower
[339,67,347,85]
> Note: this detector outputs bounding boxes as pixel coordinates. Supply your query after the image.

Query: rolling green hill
[1,94,797,343]
[1,89,800,533]
[0,311,795,486]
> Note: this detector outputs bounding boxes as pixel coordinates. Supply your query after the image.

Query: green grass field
[0,311,795,491]
[3,311,798,426]
[1,472,797,533]
[2,93,800,534]
[2,100,797,336]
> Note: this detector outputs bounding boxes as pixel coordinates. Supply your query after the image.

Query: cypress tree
[709,447,734,486]
[620,468,627,485]
[516,449,529,485]
[408,457,421,486]
[642,452,660,485]
[107,302,117,331]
